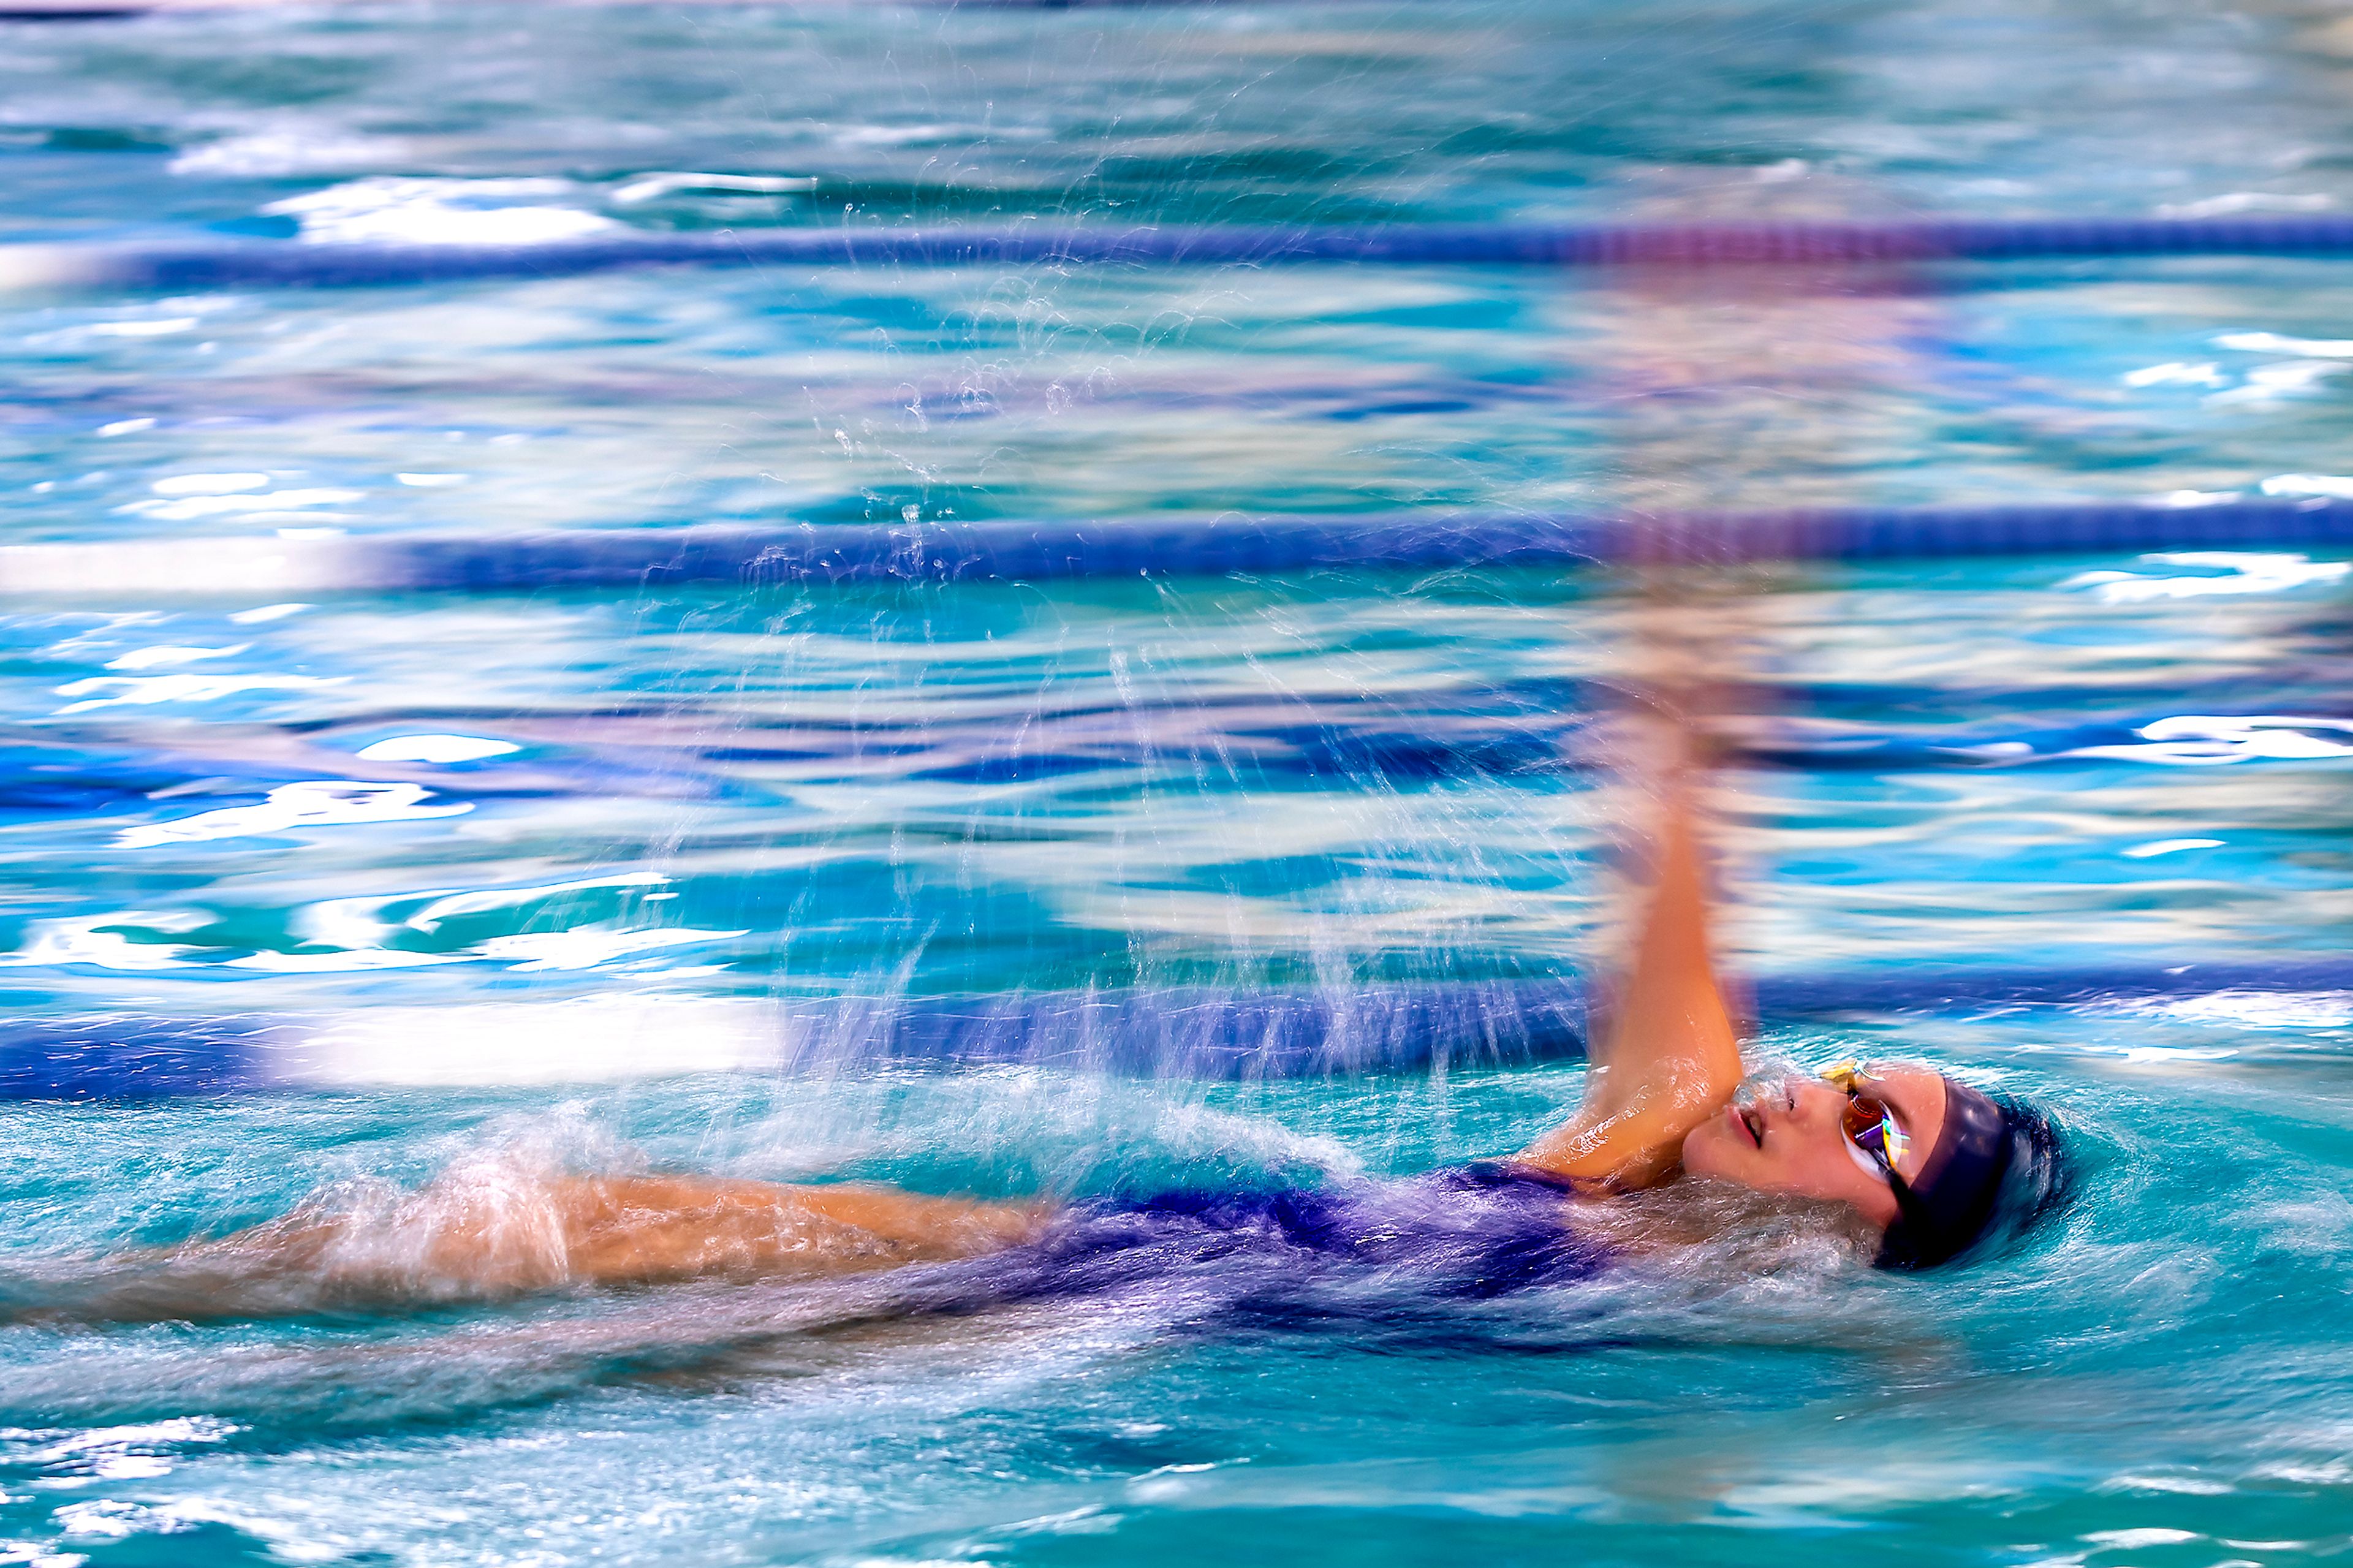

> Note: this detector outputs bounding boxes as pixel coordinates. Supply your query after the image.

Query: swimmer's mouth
[1737,1104,1765,1149]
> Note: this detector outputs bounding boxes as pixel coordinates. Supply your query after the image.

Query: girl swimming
[68,706,2067,1324]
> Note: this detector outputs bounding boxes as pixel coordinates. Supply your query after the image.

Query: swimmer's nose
[1745,1083,1795,1136]
[1779,1074,1835,1125]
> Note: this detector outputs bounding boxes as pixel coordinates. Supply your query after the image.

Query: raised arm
[1515,729,1746,1189]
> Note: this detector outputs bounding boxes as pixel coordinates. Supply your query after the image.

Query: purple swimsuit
[902,1161,1603,1320]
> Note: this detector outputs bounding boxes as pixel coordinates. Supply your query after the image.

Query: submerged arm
[1516,748,1746,1189]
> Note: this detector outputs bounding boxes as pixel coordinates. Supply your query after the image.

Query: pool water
[2,1,2352,1564]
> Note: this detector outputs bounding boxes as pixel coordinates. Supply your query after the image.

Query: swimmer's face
[1680,1063,1951,1230]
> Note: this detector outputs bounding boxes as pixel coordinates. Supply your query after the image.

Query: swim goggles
[1822,1060,1911,1177]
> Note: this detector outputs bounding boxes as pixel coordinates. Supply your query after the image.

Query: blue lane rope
[4,960,2344,1096]
[18,215,2353,293]
[1,0,1225,15]
[4,499,2344,596]
[386,497,2353,581]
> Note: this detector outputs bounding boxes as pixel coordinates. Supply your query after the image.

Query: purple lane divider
[4,501,2349,599]
[15,215,2353,295]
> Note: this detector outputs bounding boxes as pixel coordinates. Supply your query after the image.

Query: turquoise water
[2,1,2353,1564]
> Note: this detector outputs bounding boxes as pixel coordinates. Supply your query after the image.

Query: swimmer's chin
[1677,1105,1745,1180]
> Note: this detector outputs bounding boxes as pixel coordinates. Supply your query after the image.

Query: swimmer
[66,706,2065,1324]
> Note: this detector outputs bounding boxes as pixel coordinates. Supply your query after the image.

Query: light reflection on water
[0,569,2343,1011]
[0,0,2351,1564]
[0,556,2343,1561]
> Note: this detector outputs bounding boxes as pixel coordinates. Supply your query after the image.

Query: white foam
[2162,192,2334,218]
[2099,1472,2237,1496]
[2129,990,2353,1029]
[85,317,197,338]
[116,780,471,849]
[2120,838,2224,858]
[2121,361,2224,388]
[2207,359,2352,404]
[264,176,623,247]
[355,734,519,764]
[609,171,819,204]
[26,1418,240,1463]
[2059,551,2350,602]
[0,537,364,599]
[2260,472,2353,498]
[103,643,249,671]
[56,1497,159,1536]
[53,671,346,715]
[117,487,362,521]
[227,947,468,972]
[2215,330,2353,357]
[279,996,786,1086]
[403,872,669,931]
[2066,714,2353,767]
[170,129,409,178]
[153,472,270,496]
[0,914,207,972]
[471,925,749,972]
[228,602,314,624]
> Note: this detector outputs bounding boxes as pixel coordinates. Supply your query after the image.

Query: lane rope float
[15,215,2353,294]
[2,500,2347,596]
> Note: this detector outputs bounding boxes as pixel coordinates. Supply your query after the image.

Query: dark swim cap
[1876,1079,2066,1270]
